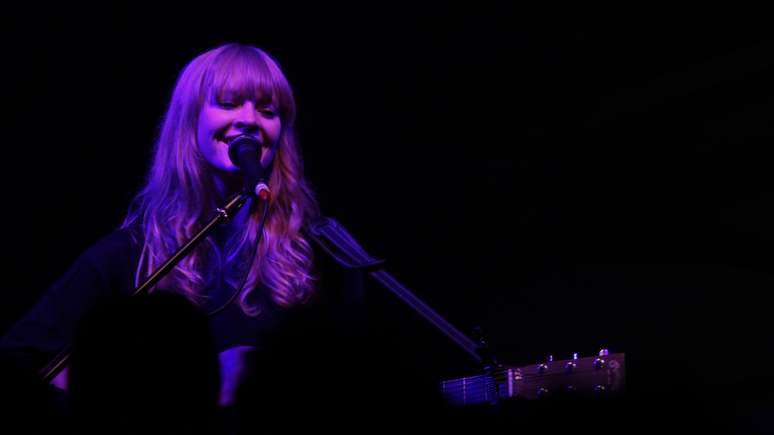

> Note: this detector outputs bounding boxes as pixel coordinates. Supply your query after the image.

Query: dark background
[2,4,774,432]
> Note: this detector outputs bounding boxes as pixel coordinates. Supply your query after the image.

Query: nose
[233,103,260,133]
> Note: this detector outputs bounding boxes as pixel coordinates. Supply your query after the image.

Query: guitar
[440,350,625,406]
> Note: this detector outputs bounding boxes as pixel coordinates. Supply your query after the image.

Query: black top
[0,222,365,374]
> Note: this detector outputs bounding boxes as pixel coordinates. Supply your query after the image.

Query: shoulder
[55,226,145,297]
[77,226,142,266]
[311,242,364,288]
[304,241,366,329]
[95,226,142,252]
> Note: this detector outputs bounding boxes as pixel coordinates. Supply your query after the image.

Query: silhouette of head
[69,292,219,434]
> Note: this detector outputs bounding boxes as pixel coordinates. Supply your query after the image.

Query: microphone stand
[307,216,499,388]
[39,192,254,384]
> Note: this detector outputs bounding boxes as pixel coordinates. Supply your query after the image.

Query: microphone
[227,135,271,200]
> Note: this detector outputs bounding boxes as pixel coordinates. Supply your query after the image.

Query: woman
[0,43,362,417]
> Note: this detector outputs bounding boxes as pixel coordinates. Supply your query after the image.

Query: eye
[260,107,278,118]
[217,100,238,109]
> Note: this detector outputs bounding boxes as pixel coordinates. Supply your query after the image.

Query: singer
[0,43,364,433]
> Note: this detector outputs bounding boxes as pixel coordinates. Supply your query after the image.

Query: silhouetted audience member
[68,292,220,434]
[0,353,64,433]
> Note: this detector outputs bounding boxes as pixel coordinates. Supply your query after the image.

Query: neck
[210,170,244,201]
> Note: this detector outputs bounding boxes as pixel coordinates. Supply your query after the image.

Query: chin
[221,162,240,172]
[207,157,237,172]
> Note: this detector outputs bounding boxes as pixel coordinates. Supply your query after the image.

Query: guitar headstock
[514,349,625,400]
[440,349,625,406]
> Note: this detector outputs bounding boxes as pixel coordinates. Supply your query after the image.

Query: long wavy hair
[123,43,319,316]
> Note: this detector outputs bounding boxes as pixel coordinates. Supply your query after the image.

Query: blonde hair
[123,43,318,316]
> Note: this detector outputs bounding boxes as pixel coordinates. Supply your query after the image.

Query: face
[196,91,282,173]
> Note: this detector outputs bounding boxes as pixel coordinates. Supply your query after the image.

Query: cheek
[196,114,211,143]
[267,120,283,141]
[198,109,227,136]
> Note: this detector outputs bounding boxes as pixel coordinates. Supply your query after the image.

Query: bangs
[202,46,292,115]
